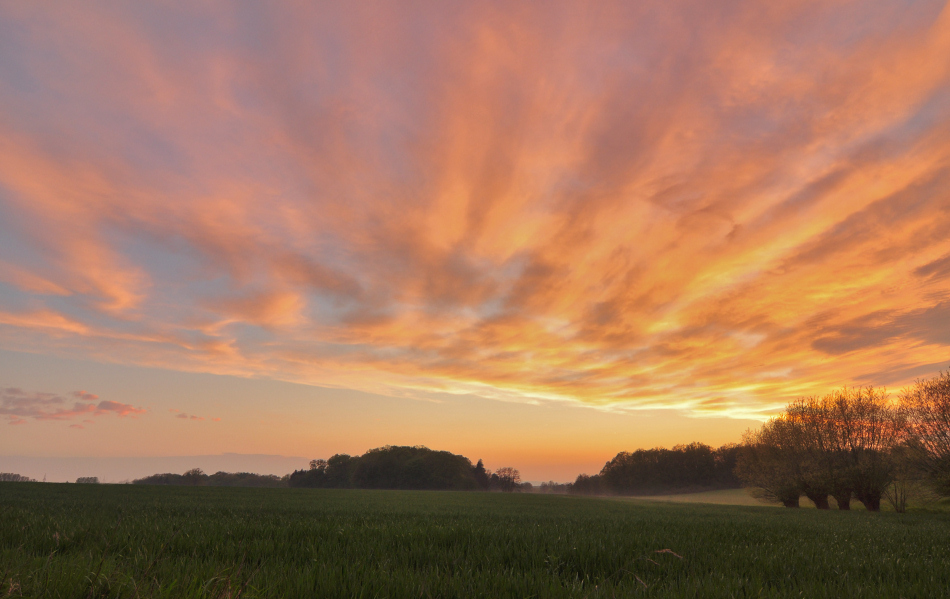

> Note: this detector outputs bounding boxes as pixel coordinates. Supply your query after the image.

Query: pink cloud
[0,388,146,425]
[95,400,146,417]
[172,410,215,422]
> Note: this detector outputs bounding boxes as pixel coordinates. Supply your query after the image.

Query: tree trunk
[858,493,882,512]
[832,489,851,510]
[805,492,830,509]
[782,497,800,508]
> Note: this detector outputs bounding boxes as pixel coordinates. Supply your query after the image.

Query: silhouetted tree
[569,474,604,495]
[326,454,356,487]
[472,459,491,490]
[206,471,285,487]
[133,472,184,485]
[493,467,521,492]
[290,446,482,490]
[351,446,478,490]
[539,481,571,494]
[737,386,904,511]
[75,477,99,484]
[832,387,904,511]
[901,370,950,496]
[736,421,803,507]
[784,396,853,509]
[0,473,35,482]
[882,442,932,513]
[135,468,283,487]
[182,468,208,486]
[598,442,741,495]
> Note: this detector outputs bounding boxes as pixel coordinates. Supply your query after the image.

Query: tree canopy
[571,442,740,496]
[289,445,488,491]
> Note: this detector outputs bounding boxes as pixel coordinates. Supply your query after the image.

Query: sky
[1,1,949,482]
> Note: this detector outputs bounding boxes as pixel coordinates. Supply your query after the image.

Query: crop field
[619,489,771,507]
[2,483,949,598]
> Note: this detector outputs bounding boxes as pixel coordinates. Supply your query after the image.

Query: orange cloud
[0,2,948,419]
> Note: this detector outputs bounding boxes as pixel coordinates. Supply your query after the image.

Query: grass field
[2,483,949,598]
[619,489,771,507]
[622,488,950,511]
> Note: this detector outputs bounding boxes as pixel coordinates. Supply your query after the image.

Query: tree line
[133,469,288,487]
[560,371,950,509]
[7,370,948,507]
[565,442,741,496]
[735,371,950,511]
[3,446,524,492]
[0,473,36,482]
[288,445,527,492]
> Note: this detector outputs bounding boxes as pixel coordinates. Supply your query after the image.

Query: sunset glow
[2,2,949,480]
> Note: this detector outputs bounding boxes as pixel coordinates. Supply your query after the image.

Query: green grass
[2,483,948,598]
[616,488,772,507]
[621,487,950,512]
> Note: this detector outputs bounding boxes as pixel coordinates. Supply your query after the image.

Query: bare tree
[881,443,937,513]
[738,386,903,511]
[901,370,950,496]
[830,387,904,512]
[182,468,207,486]
[787,396,854,509]
[736,422,802,507]
[784,399,832,508]
[494,467,521,492]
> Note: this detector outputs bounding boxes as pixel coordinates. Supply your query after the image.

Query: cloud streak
[1,388,146,425]
[169,409,219,422]
[0,2,949,418]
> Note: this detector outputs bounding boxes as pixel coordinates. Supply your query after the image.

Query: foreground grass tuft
[1,482,948,597]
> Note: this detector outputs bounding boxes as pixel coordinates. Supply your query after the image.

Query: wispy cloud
[0,2,948,418]
[0,388,146,425]
[169,409,219,422]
